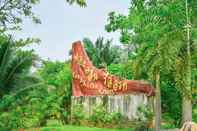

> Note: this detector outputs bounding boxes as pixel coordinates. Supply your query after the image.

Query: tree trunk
[182,96,192,123]
[155,69,161,131]
[182,0,192,124]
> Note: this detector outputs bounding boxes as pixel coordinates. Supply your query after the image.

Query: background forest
[0,0,196,130]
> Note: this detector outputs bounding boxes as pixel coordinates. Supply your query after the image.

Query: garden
[0,0,196,131]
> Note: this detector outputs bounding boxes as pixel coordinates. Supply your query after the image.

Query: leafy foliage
[0,34,39,96]
[0,0,41,31]
[0,84,66,129]
[38,61,72,123]
[135,105,154,130]
[71,104,85,125]
[107,63,133,79]
[71,104,125,128]
[83,37,122,68]
[89,105,123,125]
[0,0,87,31]
[0,61,72,129]
[0,0,196,129]
[108,0,197,94]
[160,76,182,126]
[66,0,86,7]
[106,0,197,126]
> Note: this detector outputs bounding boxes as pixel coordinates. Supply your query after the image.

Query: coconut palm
[0,35,39,96]
[83,37,122,68]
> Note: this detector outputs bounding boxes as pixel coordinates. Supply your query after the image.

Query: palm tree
[83,37,121,68]
[0,35,39,96]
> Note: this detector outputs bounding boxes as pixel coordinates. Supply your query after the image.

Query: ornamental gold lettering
[118,81,122,90]
[82,80,86,87]
[113,80,118,91]
[104,76,107,85]
[85,68,90,76]
[107,77,113,89]
[72,72,76,79]
[122,82,128,91]
[87,69,93,81]
[73,72,79,80]
[92,73,98,81]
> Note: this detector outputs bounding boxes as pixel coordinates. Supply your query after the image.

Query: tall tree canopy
[106,0,197,127]
[0,0,86,31]
[0,0,41,31]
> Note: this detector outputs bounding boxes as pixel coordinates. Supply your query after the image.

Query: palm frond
[0,35,39,95]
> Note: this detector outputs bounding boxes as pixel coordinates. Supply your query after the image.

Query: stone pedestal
[71,94,154,120]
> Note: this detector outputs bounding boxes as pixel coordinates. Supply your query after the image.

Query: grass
[41,125,133,131]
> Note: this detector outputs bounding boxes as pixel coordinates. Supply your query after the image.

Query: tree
[0,34,39,96]
[0,0,41,31]
[181,0,192,123]
[106,0,197,128]
[66,0,86,7]
[83,37,122,68]
[38,60,72,123]
[107,63,133,79]
[0,0,86,31]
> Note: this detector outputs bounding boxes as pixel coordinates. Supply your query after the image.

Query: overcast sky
[12,0,130,61]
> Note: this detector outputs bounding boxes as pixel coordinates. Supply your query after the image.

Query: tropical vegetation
[0,0,196,130]
[83,37,122,68]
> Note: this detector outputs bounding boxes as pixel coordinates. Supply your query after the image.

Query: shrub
[71,104,85,125]
[89,104,124,126]
[135,105,154,130]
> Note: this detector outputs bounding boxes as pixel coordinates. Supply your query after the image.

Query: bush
[89,105,124,126]
[0,61,72,129]
[135,105,154,130]
[71,104,85,125]
[71,104,126,128]
[89,105,107,125]
[46,119,63,127]
[0,92,45,129]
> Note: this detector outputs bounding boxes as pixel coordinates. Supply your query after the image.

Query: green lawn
[41,125,133,131]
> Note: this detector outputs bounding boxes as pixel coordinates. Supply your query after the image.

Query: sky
[13,0,130,61]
